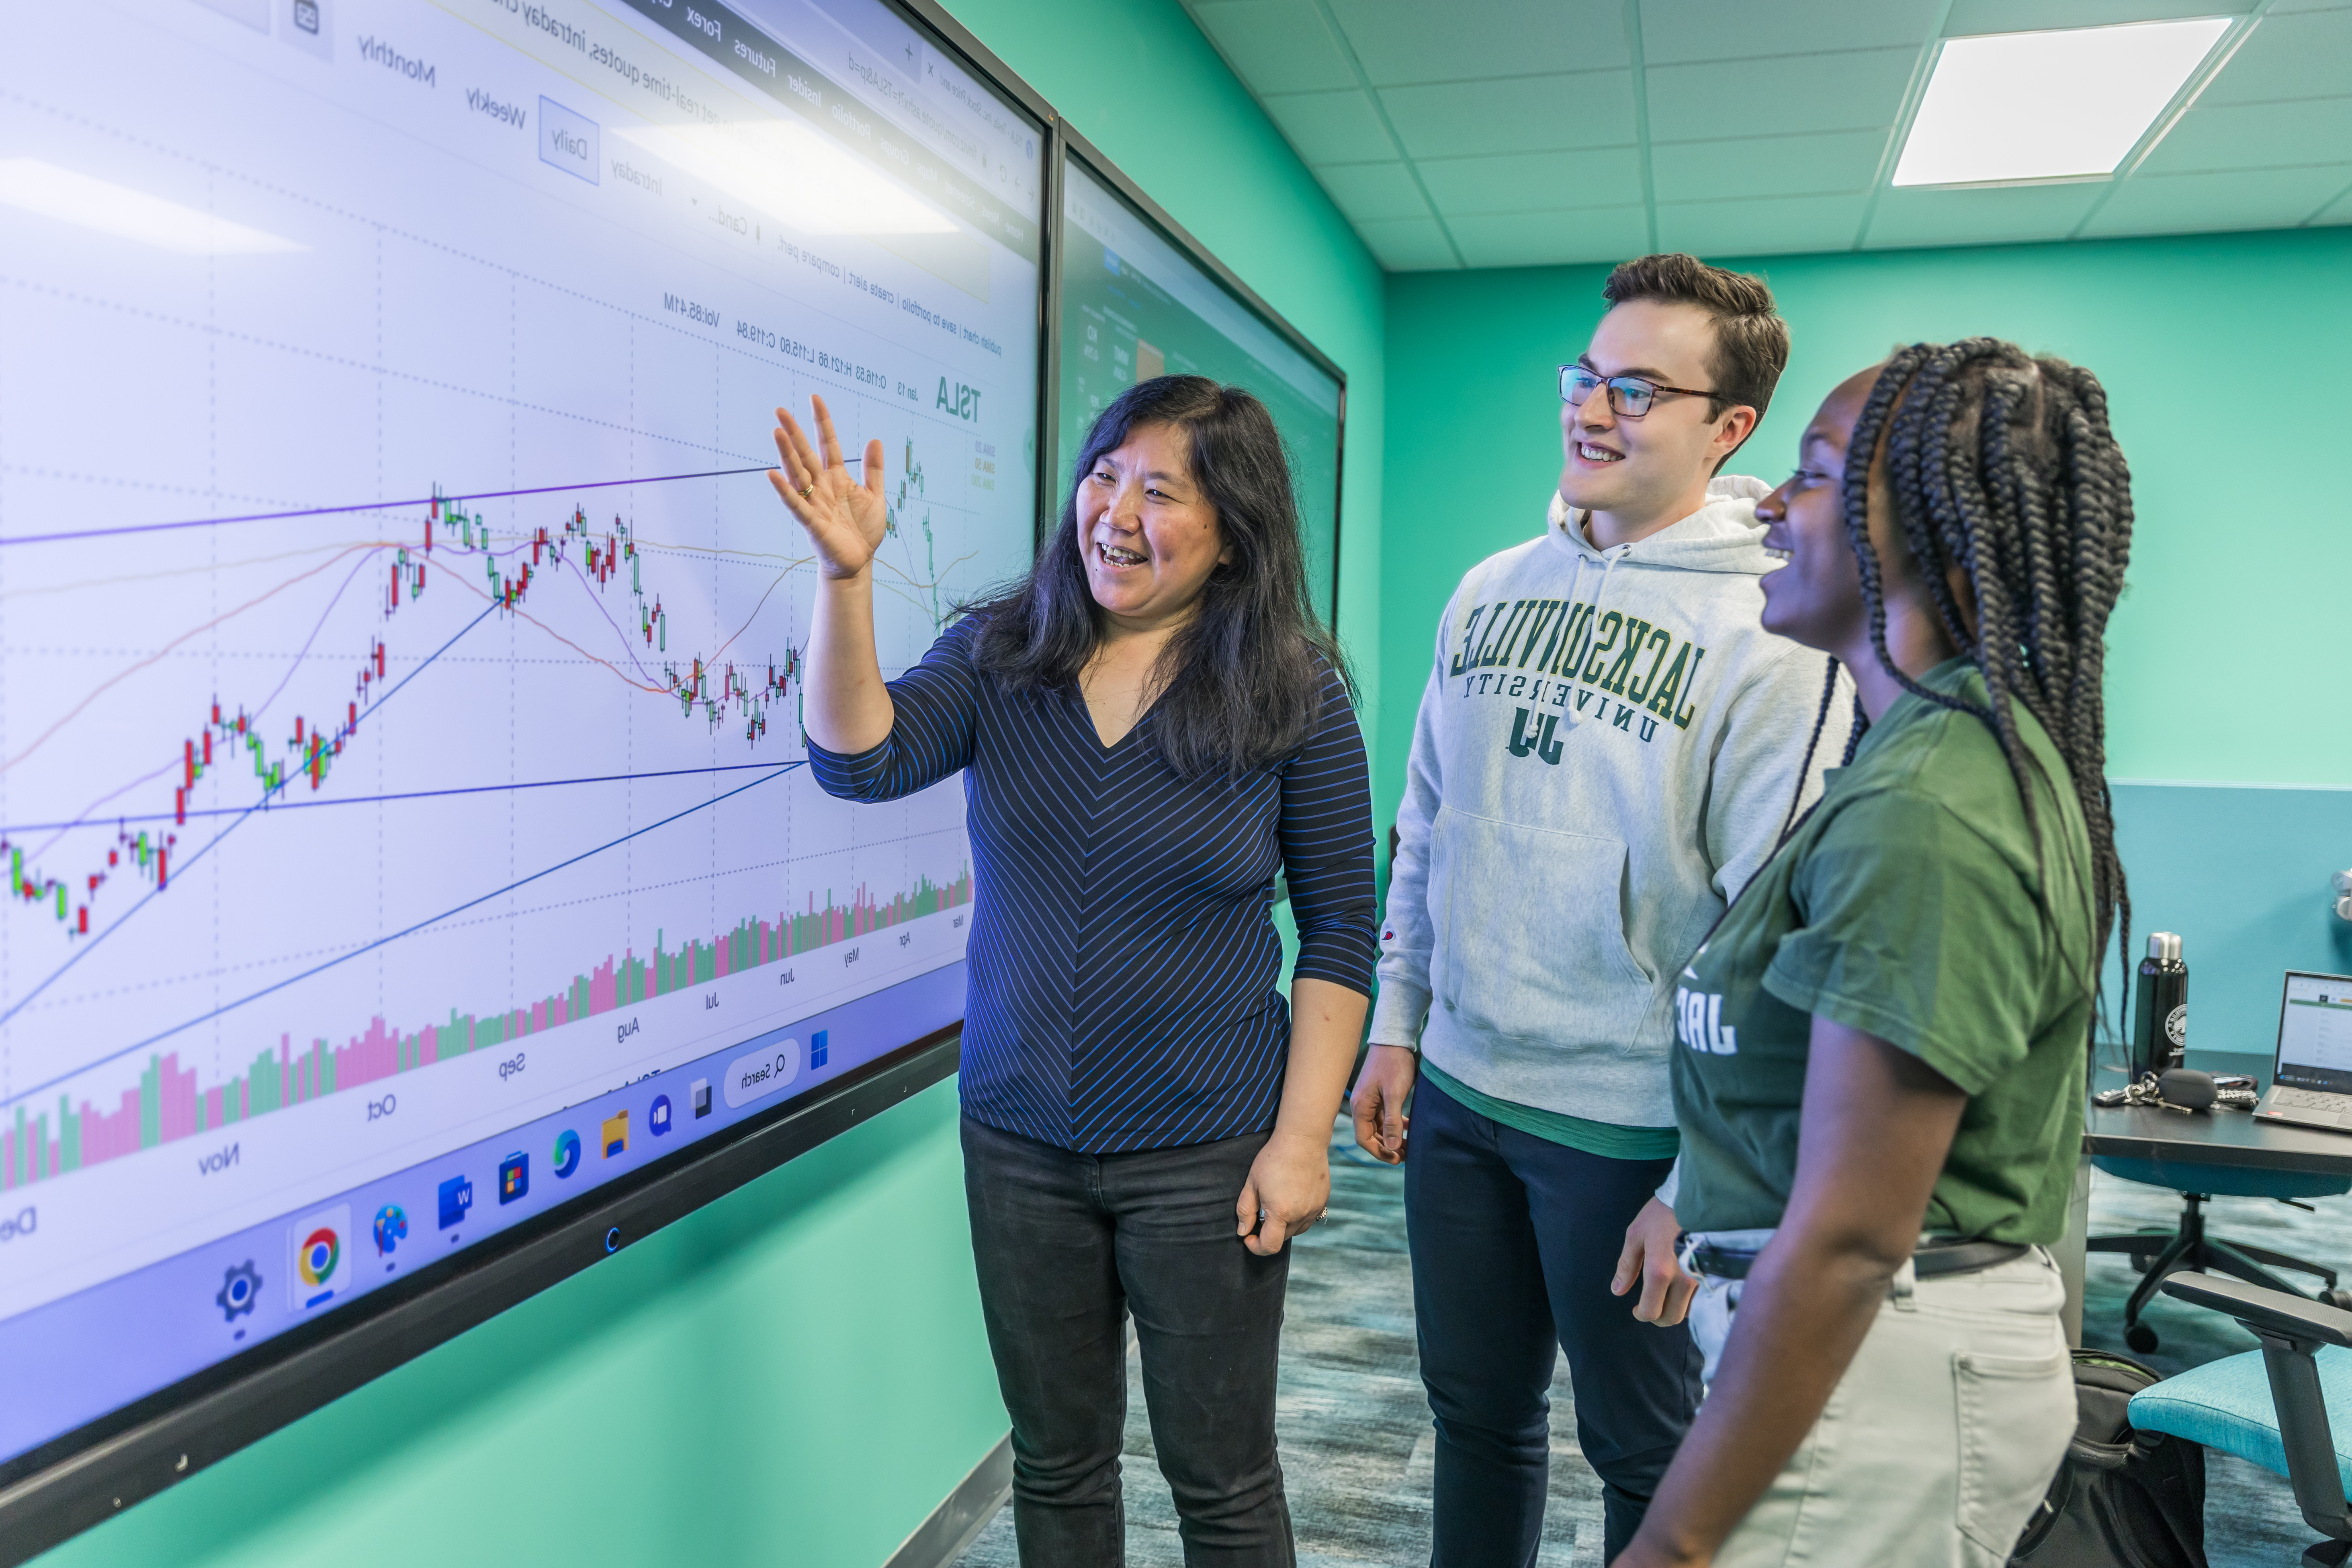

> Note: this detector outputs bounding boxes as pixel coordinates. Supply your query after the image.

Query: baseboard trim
[882,1433,1012,1568]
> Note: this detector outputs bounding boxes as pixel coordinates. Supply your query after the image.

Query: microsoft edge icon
[553,1128,581,1179]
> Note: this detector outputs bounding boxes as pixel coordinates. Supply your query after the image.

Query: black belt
[1687,1237,2029,1281]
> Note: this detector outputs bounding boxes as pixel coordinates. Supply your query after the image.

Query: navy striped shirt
[808,616,1378,1153]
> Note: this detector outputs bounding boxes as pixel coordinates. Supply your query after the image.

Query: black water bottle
[2131,932,2188,1076]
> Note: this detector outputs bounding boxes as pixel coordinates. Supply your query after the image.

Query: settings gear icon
[216,1260,262,1322]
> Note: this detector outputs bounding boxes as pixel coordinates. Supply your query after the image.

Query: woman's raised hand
[769,395,888,579]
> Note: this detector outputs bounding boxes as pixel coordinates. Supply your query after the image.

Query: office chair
[2128,1272,2352,1566]
[2086,1153,2350,1351]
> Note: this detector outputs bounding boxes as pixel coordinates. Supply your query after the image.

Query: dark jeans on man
[962,1116,1294,1567]
[1406,1073,1703,1565]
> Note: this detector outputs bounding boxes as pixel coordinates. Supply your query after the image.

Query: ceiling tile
[1324,0,1626,86]
[2080,165,2352,237]
[1187,0,1359,94]
[1378,71,1636,160]
[1650,129,1887,204]
[1655,192,1872,258]
[2139,96,2352,175]
[1313,161,1433,221]
[1638,0,1941,65]
[1259,90,1393,164]
[1861,182,2108,249]
[1353,215,1462,269]
[1419,149,1643,215]
[1447,207,1652,268]
[2201,8,2352,104]
[1645,48,1916,141]
[2313,180,2352,223]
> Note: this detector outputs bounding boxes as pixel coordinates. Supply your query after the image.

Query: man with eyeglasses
[1351,253,1849,1563]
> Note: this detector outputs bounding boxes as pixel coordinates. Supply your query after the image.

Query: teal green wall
[37,4,1384,1566]
[1380,226,2352,1052]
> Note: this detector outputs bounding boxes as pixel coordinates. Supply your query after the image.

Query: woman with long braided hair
[1614,340,2131,1568]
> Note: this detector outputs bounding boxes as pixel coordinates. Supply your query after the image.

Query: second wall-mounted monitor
[1053,149,1344,627]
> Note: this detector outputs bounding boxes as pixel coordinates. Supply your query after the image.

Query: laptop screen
[2274,971,2352,1094]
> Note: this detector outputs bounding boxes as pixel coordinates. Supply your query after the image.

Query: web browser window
[0,0,1040,1470]
[2273,972,2352,1094]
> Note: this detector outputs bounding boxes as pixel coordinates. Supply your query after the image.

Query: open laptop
[2254,970,2352,1132]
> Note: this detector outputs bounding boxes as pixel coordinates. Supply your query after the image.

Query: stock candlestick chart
[1,428,999,1197]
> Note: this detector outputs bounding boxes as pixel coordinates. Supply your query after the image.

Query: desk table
[2084,1102,2352,1176]
[2056,1104,2352,1344]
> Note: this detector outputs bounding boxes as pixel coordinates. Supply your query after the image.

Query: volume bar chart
[0,867,970,1191]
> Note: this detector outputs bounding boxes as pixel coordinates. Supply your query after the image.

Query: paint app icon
[286,1204,350,1310]
[373,1204,408,1257]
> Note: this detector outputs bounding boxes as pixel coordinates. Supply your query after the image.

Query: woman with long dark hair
[1614,340,2132,1568]
[769,376,1376,1566]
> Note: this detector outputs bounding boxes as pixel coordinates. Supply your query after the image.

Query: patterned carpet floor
[958,1118,2341,1566]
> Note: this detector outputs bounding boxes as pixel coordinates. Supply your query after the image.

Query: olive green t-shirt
[1669,659,2093,1245]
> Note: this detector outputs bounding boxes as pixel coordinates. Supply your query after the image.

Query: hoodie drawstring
[1560,519,1624,730]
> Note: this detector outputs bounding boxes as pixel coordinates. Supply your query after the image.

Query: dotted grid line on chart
[207,160,224,1081]
[0,84,1001,480]
[6,788,922,1015]
[0,274,754,469]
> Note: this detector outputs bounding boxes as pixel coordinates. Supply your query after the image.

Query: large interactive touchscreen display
[1054,154,1343,624]
[0,0,1040,1470]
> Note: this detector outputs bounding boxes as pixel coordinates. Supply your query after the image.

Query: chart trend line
[0,601,505,1033]
[0,463,789,549]
[4,487,813,948]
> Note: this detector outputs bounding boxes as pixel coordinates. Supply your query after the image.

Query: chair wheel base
[2126,1322,2160,1353]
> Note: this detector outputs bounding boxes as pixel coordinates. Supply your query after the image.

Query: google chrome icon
[553,1128,582,1179]
[298,1227,340,1288]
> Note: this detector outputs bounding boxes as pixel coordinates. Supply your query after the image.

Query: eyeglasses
[1559,364,1721,418]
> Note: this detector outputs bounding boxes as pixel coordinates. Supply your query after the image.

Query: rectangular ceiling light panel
[1893,18,2233,187]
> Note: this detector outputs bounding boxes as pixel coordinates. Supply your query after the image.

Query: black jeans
[1406,1074,1703,1565]
[962,1116,1294,1568]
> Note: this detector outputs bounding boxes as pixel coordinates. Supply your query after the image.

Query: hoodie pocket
[1429,806,1654,1046]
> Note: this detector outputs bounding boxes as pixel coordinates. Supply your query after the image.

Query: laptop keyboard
[2270,1087,2352,1112]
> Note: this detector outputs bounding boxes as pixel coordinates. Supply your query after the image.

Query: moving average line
[0,602,502,1035]
[0,761,805,1109]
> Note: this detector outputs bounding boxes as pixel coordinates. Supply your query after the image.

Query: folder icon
[602,1109,629,1159]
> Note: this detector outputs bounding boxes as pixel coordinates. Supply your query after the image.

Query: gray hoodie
[1370,477,1852,1130]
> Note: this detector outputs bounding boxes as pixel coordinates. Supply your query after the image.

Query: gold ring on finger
[799,483,814,500]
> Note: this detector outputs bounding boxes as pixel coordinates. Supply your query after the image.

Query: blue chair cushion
[2092,1154,2352,1202]
[2130,1344,2352,1496]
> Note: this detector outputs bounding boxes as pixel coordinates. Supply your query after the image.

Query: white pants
[1688,1245,2076,1568]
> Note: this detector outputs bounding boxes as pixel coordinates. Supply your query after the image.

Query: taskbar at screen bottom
[0,960,965,1472]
